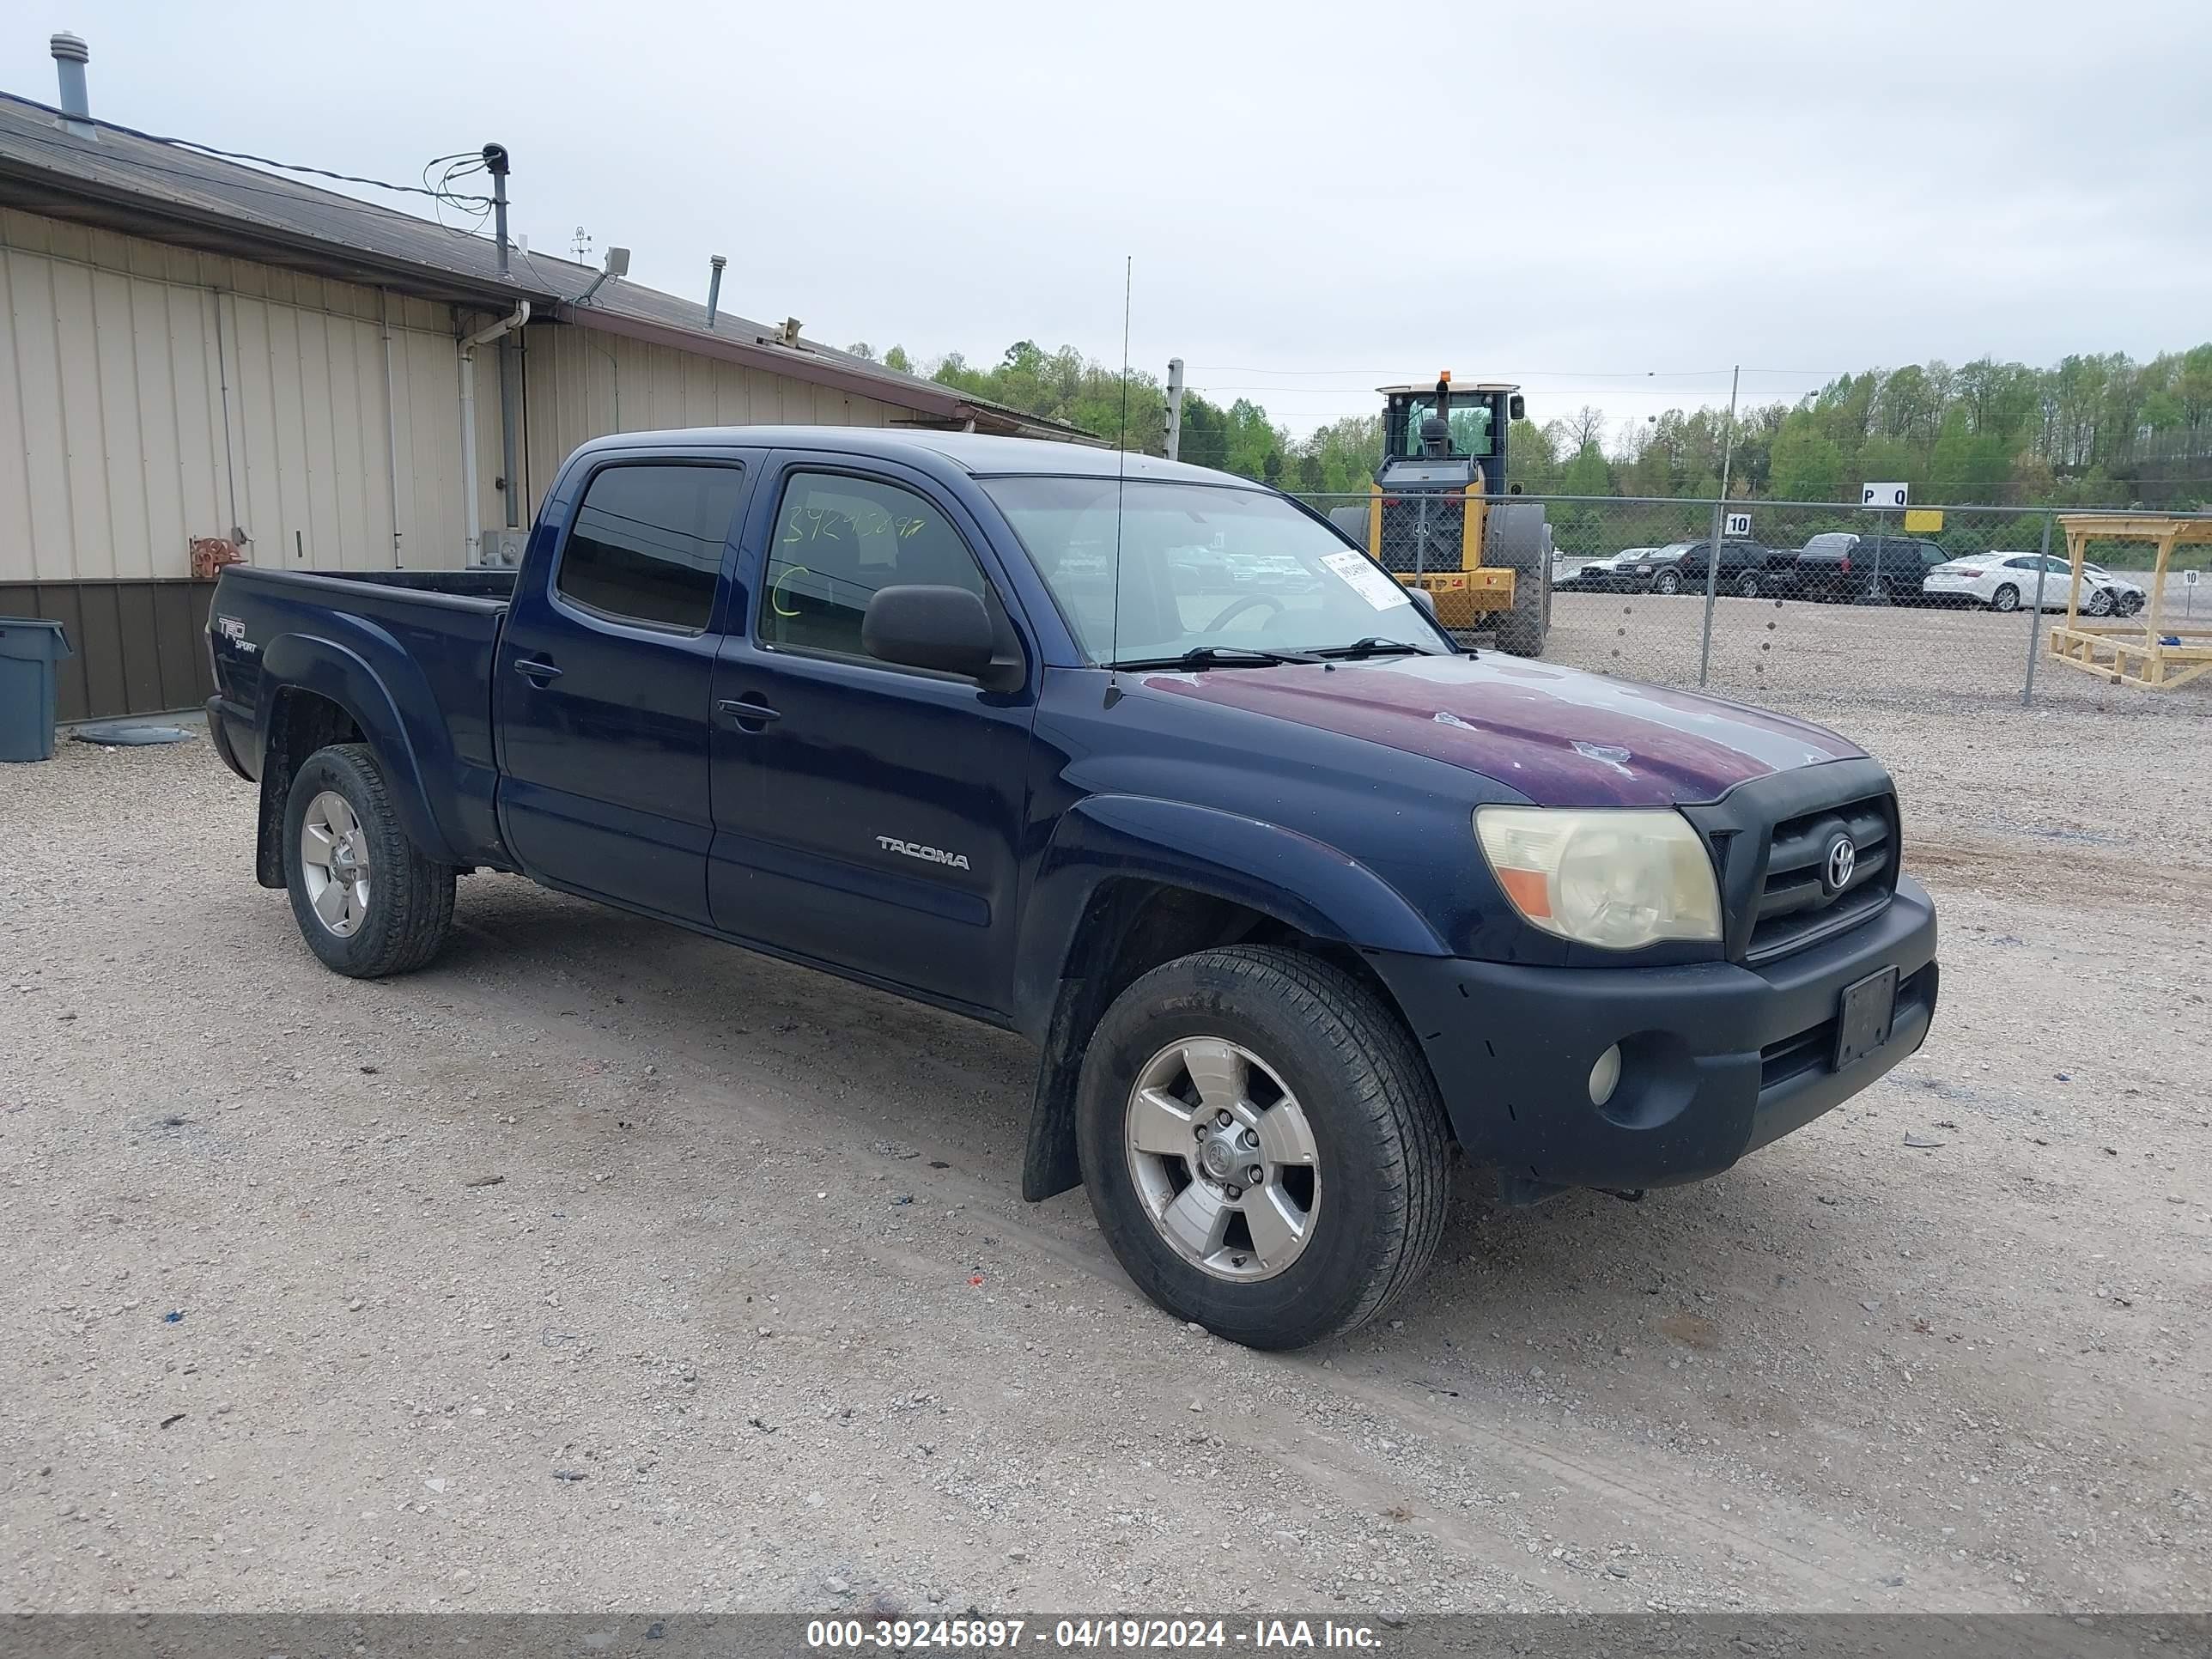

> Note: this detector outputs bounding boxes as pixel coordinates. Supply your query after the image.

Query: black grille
[1376,493,1468,574]
[1742,793,1898,964]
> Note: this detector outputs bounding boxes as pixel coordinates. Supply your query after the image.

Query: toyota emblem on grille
[1823,833,1857,894]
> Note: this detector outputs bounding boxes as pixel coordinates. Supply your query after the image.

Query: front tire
[2086,586,2116,617]
[283,743,455,979]
[1076,945,1450,1350]
[1655,569,1682,595]
[1735,571,1761,599]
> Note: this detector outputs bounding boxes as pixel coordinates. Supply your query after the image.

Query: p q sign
[1862,482,1909,509]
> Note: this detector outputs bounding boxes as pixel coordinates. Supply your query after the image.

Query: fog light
[1589,1043,1623,1108]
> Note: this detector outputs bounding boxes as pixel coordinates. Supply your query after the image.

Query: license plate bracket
[1834,966,1899,1070]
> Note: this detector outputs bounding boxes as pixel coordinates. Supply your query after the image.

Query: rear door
[494,454,757,923]
[705,454,1038,1015]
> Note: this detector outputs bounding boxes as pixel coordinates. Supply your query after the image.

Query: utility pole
[1164,357,1185,461]
[1696,364,1741,687]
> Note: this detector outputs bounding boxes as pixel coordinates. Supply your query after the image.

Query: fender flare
[1014,794,1451,1030]
[1011,795,1450,1200]
[256,629,461,866]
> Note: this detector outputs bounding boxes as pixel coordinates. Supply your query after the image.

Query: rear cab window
[556,463,747,632]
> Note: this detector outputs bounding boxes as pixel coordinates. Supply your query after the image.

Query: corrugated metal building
[0,40,1088,720]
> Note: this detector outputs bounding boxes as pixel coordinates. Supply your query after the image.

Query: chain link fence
[1295,493,2212,719]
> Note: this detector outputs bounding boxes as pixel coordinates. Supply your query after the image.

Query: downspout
[379,289,404,566]
[458,300,529,564]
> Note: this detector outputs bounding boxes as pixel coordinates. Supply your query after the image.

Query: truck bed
[297,568,520,601]
[206,563,516,869]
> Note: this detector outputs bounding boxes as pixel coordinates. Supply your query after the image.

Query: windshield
[983,477,1449,665]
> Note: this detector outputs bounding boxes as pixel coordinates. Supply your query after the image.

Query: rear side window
[556,463,746,632]
[759,471,988,659]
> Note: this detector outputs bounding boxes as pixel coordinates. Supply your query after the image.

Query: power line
[4,92,493,204]
[0,116,500,257]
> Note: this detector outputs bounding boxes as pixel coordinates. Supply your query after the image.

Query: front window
[758,471,990,660]
[983,477,1447,665]
[1394,394,1492,459]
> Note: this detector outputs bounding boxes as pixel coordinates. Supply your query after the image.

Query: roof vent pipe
[705,255,726,330]
[50,33,93,138]
[482,143,511,280]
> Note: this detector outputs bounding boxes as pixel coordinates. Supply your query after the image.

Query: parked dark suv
[1779,535,1951,604]
[1633,538,1784,598]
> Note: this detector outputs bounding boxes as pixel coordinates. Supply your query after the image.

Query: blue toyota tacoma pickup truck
[206,428,1938,1349]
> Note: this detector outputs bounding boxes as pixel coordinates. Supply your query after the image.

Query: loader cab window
[1391,395,1492,460]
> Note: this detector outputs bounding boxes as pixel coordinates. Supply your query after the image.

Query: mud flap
[1021,976,1092,1200]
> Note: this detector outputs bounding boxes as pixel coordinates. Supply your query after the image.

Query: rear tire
[1991,584,2020,613]
[283,743,455,979]
[1075,945,1451,1350]
[1484,502,1550,658]
[1735,571,1761,599]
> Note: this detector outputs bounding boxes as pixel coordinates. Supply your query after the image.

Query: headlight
[1474,805,1723,951]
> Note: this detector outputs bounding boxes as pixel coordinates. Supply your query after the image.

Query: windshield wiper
[1312,637,1436,659]
[1108,645,1325,671]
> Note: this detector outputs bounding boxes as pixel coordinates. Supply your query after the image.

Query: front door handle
[513,656,563,682]
[716,696,781,729]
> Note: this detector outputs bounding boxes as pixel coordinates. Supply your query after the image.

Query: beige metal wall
[3,208,937,595]
[498,324,910,534]
[0,207,469,583]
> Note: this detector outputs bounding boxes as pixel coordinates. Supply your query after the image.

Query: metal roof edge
[0,154,560,312]
[561,303,975,418]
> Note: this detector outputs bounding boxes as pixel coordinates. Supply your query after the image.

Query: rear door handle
[513,656,563,682]
[716,696,781,728]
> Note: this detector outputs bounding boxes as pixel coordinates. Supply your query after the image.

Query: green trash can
[0,617,74,763]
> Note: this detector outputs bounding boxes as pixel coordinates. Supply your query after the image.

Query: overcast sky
[8,1,2209,441]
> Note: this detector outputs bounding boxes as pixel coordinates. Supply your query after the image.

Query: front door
[494,457,754,924]
[707,458,1036,1015]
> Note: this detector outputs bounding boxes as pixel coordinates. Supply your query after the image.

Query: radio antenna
[1107,254,1132,692]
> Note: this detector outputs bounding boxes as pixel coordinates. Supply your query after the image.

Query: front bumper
[1373,876,1939,1195]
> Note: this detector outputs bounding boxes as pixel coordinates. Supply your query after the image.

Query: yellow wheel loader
[1326,374,1550,657]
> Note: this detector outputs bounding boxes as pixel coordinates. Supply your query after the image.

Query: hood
[1139,653,1862,807]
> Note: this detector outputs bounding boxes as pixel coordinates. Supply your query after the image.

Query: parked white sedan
[1924,553,2142,616]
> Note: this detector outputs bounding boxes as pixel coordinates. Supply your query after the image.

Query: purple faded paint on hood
[1141,654,1862,806]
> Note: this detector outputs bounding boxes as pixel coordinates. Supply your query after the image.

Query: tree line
[844,338,2212,510]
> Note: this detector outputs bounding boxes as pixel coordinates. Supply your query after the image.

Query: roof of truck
[577,426,1257,485]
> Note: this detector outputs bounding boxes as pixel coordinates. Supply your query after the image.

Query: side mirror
[1408,586,1438,619]
[1508,393,1527,422]
[862,584,999,680]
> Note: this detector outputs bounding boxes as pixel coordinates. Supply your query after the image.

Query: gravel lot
[1547,588,2212,716]
[3,677,2208,1616]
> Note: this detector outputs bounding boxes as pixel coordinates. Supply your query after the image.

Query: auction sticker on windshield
[1322,551,1411,611]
